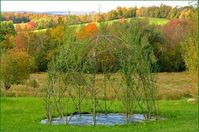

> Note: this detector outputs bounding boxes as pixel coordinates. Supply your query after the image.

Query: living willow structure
[44,23,159,126]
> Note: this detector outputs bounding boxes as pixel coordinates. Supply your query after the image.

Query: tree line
[1,4,196,30]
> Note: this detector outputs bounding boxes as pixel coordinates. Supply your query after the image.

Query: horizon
[2,1,192,13]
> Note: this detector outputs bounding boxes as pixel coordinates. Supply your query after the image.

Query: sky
[1,1,192,13]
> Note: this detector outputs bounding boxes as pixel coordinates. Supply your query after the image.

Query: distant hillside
[2,10,95,15]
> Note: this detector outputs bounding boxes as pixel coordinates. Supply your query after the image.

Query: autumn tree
[13,32,28,51]
[27,18,65,72]
[162,19,189,49]
[181,10,198,98]
[76,23,98,39]
[158,19,189,72]
[26,21,37,30]
[50,17,65,45]
[179,8,196,20]
[136,8,144,17]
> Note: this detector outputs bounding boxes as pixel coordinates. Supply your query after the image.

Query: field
[2,72,192,100]
[1,72,198,132]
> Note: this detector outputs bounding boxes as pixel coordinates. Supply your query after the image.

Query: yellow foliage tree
[181,12,198,99]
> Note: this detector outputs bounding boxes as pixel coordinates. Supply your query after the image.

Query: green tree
[0,21,16,55]
[0,21,16,42]
[28,30,56,72]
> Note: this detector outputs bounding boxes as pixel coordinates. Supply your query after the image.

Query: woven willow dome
[44,34,159,126]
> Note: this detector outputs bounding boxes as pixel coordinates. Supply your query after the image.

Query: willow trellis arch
[44,34,158,126]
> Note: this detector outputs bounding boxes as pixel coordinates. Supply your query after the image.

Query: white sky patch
[2,1,191,13]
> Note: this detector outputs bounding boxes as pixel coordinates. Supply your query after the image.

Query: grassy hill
[33,17,169,33]
[102,17,169,25]
[140,17,169,25]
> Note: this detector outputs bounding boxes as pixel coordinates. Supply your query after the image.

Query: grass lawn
[1,97,198,132]
[1,72,197,132]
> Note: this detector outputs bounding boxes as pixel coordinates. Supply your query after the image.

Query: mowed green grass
[33,17,169,33]
[1,97,198,132]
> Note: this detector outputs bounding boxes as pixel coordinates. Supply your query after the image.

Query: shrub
[29,79,39,88]
[157,45,185,72]
[0,50,35,90]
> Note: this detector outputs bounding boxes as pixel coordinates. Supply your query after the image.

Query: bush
[0,50,35,90]
[28,79,39,88]
[157,46,185,72]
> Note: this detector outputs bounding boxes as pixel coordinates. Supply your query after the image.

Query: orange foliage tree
[26,21,37,30]
[13,32,28,50]
[76,23,98,39]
